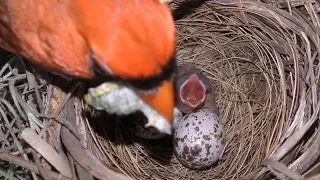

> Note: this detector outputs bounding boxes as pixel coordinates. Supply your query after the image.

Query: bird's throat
[180,79,205,106]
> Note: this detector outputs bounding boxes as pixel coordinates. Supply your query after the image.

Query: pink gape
[175,64,211,113]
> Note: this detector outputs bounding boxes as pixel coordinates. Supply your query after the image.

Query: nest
[1,0,320,180]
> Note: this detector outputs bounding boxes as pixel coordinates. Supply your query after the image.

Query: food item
[172,107,184,129]
[130,107,183,139]
[175,64,211,113]
[173,107,226,170]
[84,82,173,135]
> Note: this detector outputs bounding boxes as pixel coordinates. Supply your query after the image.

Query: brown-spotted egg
[173,107,226,170]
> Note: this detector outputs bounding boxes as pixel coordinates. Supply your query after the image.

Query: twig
[32,149,51,180]
[261,159,304,180]
[0,105,38,180]
[75,162,95,180]
[0,153,71,180]
[61,126,130,180]
[8,80,27,120]
[21,128,72,178]
[1,119,16,150]
[9,80,55,119]
[67,153,78,180]
[25,67,43,113]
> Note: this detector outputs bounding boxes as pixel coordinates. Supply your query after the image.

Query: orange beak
[137,80,175,125]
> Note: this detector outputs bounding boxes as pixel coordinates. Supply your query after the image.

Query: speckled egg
[173,107,226,170]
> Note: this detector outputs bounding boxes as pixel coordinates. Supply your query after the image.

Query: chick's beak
[137,80,175,125]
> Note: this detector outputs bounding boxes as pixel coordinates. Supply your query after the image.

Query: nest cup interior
[85,1,320,179]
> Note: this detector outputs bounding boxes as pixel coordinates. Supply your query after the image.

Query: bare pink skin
[175,64,211,113]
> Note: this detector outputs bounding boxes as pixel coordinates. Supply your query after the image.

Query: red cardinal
[0,0,176,124]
